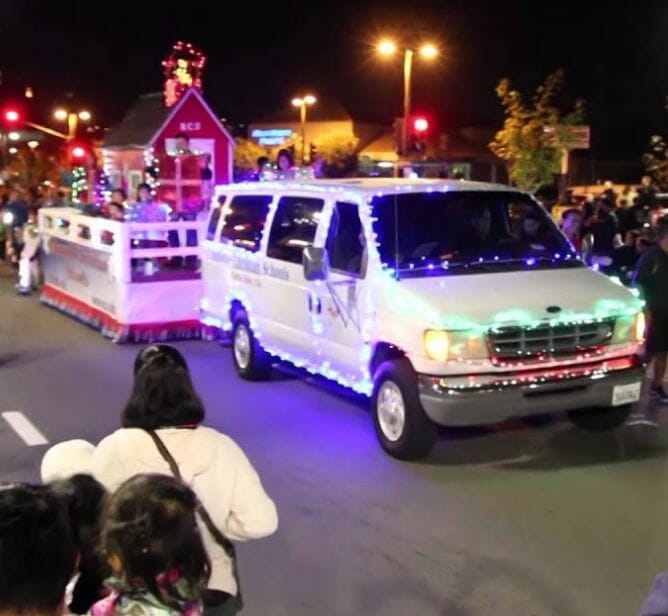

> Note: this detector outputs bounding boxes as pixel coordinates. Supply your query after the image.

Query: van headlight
[635,311,646,342]
[611,312,645,344]
[424,330,487,362]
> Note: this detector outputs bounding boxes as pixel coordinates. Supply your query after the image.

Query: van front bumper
[418,356,644,427]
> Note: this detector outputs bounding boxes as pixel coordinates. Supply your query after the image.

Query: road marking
[2,411,48,446]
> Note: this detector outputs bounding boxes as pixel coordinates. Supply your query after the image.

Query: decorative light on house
[162,41,206,107]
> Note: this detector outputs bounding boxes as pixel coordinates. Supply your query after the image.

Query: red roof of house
[103,89,233,149]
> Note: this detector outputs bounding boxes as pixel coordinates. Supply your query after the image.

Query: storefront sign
[251,128,294,146]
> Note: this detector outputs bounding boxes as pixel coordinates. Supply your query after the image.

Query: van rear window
[220,195,272,253]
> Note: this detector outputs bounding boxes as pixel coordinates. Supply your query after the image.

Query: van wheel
[568,404,632,431]
[232,317,271,380]
[372,359,437,460]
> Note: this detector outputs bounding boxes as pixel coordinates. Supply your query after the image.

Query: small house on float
[101,87,234,213]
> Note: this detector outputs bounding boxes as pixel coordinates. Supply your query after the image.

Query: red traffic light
[71,146,86,159]
[3,109,21,124]
[413,117,429,133]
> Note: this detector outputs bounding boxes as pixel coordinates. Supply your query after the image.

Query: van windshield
[371,190,581,278]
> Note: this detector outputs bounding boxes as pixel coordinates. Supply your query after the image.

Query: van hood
[394,267,642,330]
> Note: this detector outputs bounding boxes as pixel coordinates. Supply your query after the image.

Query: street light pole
[67,113,78,141]
[402,48,414,156]
[376,39,438,161]
[291,95,316,165]
[54,108,91,140]
[300,102,307,164]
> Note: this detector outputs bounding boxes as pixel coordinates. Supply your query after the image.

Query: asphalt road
[2,267,668,616]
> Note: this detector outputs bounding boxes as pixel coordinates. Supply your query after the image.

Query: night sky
[0,0,665,158]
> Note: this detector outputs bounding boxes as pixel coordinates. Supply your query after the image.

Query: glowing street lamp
[8,132,20,141]
[376,38,439,156]
[419,43,438,59]
[377,39,398,56]
[292,94,317,164]
[54,107,92,140]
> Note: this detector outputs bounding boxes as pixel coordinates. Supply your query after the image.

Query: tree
[314,132,359,178]
[489,69,585,192]
[643,97,667,190]
[233,138,267,175]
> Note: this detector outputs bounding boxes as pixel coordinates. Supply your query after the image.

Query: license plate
[612,382,641,406]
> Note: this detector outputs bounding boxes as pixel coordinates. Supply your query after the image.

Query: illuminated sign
[180,121,202,131]
[251,128,294,146]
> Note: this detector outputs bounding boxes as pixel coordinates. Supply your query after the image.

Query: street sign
[544,125,590,149]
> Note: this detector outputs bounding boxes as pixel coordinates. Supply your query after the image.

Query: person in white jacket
[41,345,278,616]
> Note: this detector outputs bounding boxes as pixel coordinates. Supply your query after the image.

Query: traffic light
[70,145,86,160]
[309,143,317,162]
[2,107,21,126]
[413,117,429,134]
[410,117,430,155]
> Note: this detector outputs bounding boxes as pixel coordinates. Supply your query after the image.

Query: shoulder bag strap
[146,430,243,606]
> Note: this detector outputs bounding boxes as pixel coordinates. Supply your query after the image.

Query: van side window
[220,195,272,253]
[326,202,366,277]
[266,196,324,264]
[206,196,225,241]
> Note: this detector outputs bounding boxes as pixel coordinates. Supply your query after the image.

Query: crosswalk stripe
[1,411,49,446]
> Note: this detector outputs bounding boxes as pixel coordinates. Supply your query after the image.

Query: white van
[201,179,645,459]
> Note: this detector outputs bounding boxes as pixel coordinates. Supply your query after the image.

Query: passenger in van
[519,210,555,251]
[469,205,492,242]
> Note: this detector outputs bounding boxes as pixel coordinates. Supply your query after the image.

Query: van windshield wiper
[395,255,580,274]
[396,260,469,273]
[470,255,579,267]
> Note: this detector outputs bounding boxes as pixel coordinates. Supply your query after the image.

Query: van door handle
[307,293,321,314]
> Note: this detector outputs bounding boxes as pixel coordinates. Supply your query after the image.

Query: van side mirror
[581,233,594,265]
[303,246,329,281]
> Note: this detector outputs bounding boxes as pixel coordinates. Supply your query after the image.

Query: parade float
[38,42,233,342]
[39,208,205,342]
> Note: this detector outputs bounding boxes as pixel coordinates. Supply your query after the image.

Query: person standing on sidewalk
[634,216,668,403]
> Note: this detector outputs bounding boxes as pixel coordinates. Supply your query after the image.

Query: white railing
[38,208,205,284]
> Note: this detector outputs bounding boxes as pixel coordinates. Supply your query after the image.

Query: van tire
[231,317,271,380]
[568,404,632,431]
[371,359,437,460]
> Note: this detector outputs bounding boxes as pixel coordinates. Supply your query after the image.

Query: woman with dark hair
[275,149,294,180]
[92,474,210,616]
[42,345,277,616]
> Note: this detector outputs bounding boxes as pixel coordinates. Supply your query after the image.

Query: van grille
[487,319,615,361]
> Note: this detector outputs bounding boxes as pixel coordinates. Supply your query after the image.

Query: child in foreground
[91,473,211,616]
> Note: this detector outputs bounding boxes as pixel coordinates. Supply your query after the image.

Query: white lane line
[2,412,49,446]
